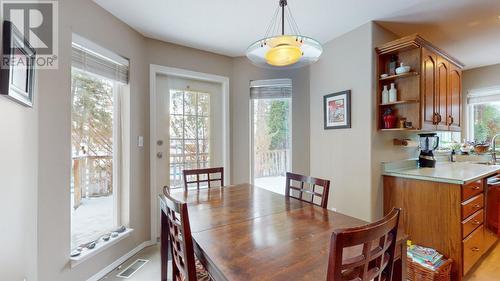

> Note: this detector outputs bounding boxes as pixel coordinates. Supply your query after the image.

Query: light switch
[138,136,144,147]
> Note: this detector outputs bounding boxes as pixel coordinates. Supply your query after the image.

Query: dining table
[160,183,407,281]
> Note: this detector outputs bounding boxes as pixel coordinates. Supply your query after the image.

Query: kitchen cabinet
[376,34,464,131]
[384,175,498,281]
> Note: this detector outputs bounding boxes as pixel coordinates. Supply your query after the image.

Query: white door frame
[149,64,230,243]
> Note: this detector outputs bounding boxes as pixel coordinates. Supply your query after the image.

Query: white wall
[231,58,310,184]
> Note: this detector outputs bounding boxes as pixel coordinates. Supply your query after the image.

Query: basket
[407,256,453,281]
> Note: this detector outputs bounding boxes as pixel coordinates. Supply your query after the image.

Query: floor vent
[116,259,149,279]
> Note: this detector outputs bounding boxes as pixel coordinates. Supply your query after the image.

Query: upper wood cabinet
[376,34,464,132]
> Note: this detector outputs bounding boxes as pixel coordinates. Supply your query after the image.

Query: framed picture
[323,90,351,129]
[0,20,36,107]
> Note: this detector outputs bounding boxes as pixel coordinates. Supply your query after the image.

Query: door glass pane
[252,98,291,195]
[169,90,211,188]
[471,102,500,143]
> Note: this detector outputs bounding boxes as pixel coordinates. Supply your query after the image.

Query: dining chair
[326,208,401,281]
[161,189,213,281]
[285,172,330,208]
[183,167,224,190]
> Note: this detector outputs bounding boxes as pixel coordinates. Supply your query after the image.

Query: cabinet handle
[473,204,481,208]
[448,115,454,126]
[437,114,442,123]
[472,220,481,225]
[471,186,480,190]
[432,113,439,125]
[471,247,480,252]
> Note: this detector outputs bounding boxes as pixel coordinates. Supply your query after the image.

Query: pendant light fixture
[246,0,322,68]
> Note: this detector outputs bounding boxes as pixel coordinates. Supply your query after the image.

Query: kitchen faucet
[492,133,500,164]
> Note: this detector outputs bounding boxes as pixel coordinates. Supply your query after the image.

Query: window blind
[72,43,129,84]
[467,86,500,104]
[250,79,292,99]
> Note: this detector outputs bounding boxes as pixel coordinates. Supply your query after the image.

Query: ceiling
[94,0,500,69]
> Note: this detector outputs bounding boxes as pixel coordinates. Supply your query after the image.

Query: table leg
[161,210,168,281]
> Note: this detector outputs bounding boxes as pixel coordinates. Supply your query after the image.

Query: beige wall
[230,58,310,184]
[310,23,373,221]
[310,22,417,222]
[0,86,38,280]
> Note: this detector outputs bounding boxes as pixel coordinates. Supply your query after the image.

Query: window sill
[70,228,134,268]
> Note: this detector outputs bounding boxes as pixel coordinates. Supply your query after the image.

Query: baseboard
[87,240,156,281]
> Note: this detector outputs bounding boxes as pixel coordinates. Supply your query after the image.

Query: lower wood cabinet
[383,176,498,281]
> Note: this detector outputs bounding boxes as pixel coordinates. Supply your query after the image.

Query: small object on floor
[70,248,81,257]
[114,225,126,233]
[111,232,119,238]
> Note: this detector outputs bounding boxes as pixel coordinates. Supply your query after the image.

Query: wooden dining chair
[161,190,213,281]
[326,208,401,281]
[183,167,224,190]
[285,172,330,208]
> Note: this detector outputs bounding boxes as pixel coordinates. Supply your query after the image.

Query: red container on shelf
[383,114,397,129]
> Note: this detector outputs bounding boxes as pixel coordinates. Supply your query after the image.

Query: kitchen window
[70,37,129,252]
[467,87,500,144]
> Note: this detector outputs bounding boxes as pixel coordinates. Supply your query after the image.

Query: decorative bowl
[380,73,389,78]
[395,63,411,74]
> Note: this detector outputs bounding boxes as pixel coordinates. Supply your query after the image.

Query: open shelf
[380,100,419,106]
[379,72,419,81]
[380,128,419,132]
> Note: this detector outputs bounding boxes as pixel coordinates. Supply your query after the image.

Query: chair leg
[161,211,168,281]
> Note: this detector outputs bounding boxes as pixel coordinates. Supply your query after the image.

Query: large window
[250,79,292,194]
[467,88,500,144]
[70,39,128,251]
[169,89,211,188]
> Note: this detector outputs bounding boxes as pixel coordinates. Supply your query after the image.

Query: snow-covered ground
[71,193,114,249]
[254,176,286,195]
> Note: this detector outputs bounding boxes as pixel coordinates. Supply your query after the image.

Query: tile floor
[99,242,499,280]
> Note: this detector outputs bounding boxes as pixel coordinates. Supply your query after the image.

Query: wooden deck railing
[254,149,289,178]
[72,155,112,209]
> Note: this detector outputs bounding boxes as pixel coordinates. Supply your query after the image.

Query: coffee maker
[418,133,440,168]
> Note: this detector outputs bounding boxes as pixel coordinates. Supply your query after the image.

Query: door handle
[157,152,163,159]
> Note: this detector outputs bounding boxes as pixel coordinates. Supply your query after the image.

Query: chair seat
[195,258,213,281]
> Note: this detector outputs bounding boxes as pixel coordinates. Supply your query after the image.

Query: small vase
[382,85,389,104]
[389,83,397,102]
[383,114,397,129]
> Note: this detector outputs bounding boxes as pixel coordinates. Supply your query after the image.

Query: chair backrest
[285,172,330,208]
[326,208,401,281]
[161,190,197,281]
[183,167,224,190]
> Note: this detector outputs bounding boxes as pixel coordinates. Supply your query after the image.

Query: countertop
[382,160,500,184]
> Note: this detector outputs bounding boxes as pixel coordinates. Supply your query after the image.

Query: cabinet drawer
[462,180,483,201]
[462,210,483,239]
[462,194,484,219]
[463,225,485,275]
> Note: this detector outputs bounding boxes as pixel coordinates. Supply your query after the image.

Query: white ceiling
[94,0,500,69]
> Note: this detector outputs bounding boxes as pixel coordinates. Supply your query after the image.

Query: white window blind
[71,40,129,84]
[250,79,292,99]
[467,86,500,104]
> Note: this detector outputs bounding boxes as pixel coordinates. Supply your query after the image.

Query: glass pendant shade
[246,0,322,68]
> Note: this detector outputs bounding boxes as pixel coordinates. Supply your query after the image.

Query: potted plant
[383,108,397,129]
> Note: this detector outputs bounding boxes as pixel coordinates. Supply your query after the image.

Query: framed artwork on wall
[0,20,36,107]
[323,90,351,129]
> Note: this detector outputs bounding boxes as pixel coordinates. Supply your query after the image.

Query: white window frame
[466,85,500,140]
[70,68,123,243]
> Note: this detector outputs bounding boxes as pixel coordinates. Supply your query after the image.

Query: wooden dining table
[160,183,407,281]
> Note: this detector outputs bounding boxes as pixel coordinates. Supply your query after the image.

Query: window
[70,38,128,251]
[467,87,500,143]
[250,79,292,195]
[169,90,211,188]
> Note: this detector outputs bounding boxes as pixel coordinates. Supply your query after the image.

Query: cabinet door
[436,56,449,131]
[421,48,437,131]
[448,65,462,131]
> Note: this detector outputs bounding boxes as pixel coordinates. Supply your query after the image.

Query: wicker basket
[407,257,453,281]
